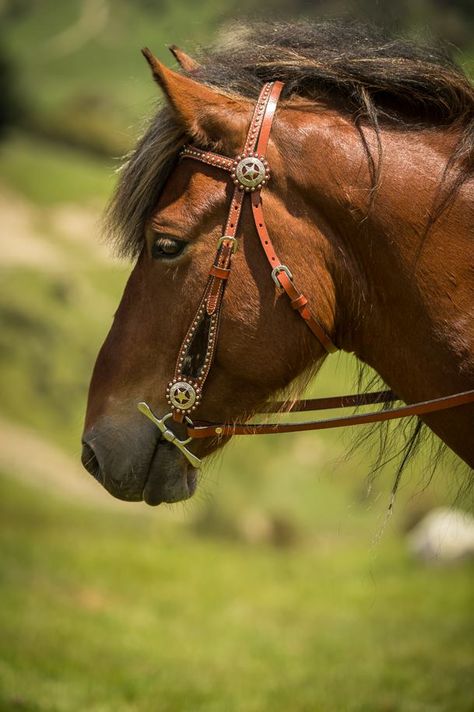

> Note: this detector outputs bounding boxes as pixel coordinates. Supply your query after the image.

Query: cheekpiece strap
[168,82,282,421]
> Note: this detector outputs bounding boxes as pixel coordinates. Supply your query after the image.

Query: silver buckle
[217,235,238,253]
[137,403,202,469]
[271,264,293,288]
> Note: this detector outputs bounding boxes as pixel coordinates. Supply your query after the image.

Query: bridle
[138,81,474,468]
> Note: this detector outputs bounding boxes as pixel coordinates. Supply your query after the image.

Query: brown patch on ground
[75,586,110,611]
[0,415,120,507]
[0,416,188,524]
[0,186,120,268]
[48,203,119,263]
[0,191,64,269]
[0,415,162,519]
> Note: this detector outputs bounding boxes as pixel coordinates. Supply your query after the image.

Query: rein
[138,81,474,467]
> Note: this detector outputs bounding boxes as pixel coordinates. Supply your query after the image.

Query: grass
[0,133,128,450]
[2,0,231,154]
[3,0,226,108]
[0,472,473,712]
[0,265,125,451]
[0,132,113,205]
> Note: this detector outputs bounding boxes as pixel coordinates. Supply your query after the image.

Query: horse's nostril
[81,441,103,484]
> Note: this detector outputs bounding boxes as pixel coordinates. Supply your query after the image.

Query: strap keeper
[210,265,231,280]
[291,294,308,311]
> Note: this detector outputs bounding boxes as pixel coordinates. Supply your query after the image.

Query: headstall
[139,81,474,468]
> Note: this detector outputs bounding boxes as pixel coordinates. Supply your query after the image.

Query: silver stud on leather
[232,155,270,192]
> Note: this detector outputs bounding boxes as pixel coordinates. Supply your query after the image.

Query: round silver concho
[233,155,269,191]
[167,380,197,411]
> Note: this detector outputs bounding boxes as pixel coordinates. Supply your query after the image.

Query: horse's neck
[309,119,474,464]
[345,134,472,359]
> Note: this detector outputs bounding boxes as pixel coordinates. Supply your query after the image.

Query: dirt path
[0,415,149,513]
[0,187,115,269]
[0,191,64,269]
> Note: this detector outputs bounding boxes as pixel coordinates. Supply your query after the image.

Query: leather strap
[181,81,337,355]
[255,82,284,155]
[201,83,280,316]
[170,82,283,421]
[181,146,234,173]
[187,389,474,438]
[265,389,396,412]
[250,194,338,352]
[209,265,231,280]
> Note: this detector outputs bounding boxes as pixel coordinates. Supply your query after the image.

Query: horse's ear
[168,45,200,72]
[141,47,245,146]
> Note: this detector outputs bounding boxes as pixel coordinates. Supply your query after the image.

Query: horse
[81,22,474,506]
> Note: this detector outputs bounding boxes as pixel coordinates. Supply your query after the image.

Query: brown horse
[82,23,474,505]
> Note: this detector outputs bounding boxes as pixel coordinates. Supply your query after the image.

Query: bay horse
[82,22,474,505]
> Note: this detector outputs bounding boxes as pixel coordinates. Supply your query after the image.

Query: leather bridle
[138,81,474,468]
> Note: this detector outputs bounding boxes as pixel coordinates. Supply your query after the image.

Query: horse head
[82,28,474,504]
[82,52,337,504]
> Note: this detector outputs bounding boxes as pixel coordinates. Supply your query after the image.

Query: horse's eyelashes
[151,236,187,260]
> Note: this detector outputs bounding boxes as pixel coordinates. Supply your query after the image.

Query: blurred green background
[0,1,473,711]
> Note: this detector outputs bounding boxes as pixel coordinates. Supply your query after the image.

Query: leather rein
[138,81,474,467]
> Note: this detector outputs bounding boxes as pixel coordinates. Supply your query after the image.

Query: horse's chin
[142,443,198,506]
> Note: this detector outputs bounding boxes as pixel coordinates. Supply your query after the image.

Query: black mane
[198,21,474,126]
[105,20,473,259]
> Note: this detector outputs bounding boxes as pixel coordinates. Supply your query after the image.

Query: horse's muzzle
[81,416,197,505]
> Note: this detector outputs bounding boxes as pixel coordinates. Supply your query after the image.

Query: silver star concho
[233,155,269,191]
[167,380,199,411]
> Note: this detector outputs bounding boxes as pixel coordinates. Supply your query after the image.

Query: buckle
[217,235,238,253]
[271,264,293,288]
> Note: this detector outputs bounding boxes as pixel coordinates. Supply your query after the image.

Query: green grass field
[1,473,473,712]
[0,4,473,710]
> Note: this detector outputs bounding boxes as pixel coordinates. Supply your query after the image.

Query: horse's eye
[151,236,187,260]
